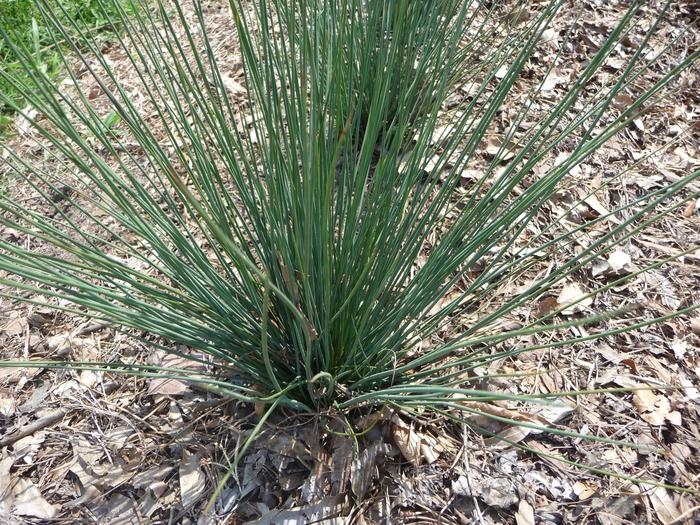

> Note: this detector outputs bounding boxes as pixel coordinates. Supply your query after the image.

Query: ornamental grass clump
[0,0,698,464]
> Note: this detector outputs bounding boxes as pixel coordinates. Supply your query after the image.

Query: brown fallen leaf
[596,495,637,525]
[420,433,441,464]
[47,333,75,357]
[390,415,423,465]
[252,495,343,525]
[147,353,203,396]
[351,444,379,499]
[612,93,634,111]
[644,485,683,525]
[330,435,354,494]
[483,136,516,161]
[607,250,633,273]
[10,478,61,519]
[221,72,246,95]
[0,397,16,417]
[350,442,395,499]
[12,431,45,465]
[515,500,535,525]
[621,358,639,374]
[527,440,570,472]
[573,481,595,500]
[633,387,658,413]
[536,296,559,318]
[584,194,617,222]
[0,367,38,385]
[179,450,206,509]
[690,318,700,336]
[557,282,593,315]
[148,376,189,396]
[0,455,15,514]
[453,474,518,509]
[461,400,565,447]
[1,316,27,336]
[633,386,679,426]
[79,369,100,388]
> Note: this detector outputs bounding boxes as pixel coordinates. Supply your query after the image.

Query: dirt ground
[1,0,699,523]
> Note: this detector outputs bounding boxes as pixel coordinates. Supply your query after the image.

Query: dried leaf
[91,493,138,522]
[584,194,612,219]
[420,433,440,465]
[453,475,518,509]
[613,94,634,111]
[573,481,595,500]
[557,282,593,315]
[12,432,45,464]
[527,440,570,472]
[540,28,558,48]
[47,333,74,356]
[591,258,611,277]
[79,369,99,388]
[633,388,658,413]
[0,397,16,417]
[16,106,38,136]
[390,416,422,465]
[350,442,394,499]
[536,296,559,318]
[607,250,633,273]
[681,379,699,401]
[534,401,573,424]
[148,376,189,396]
[462,401,555,447]
[682,199,696,217]
[251,495,343,525]
[430,124,456,146]
[351,445,378,499]
[671,338,688,360]
[633,387,672,426]
[483,136,516,161]
[643,272,680,309]
[594,496,637,525]
[18,381,50,413]
[147,354,197,396]
[301,443,330,504]
[267,431,309,459]
[0,455,15,505]
[221,72,246,95]
[11,478,61,519]
[132,465,174,492]
[1,316,27,336]
[330,436,354,494]
[179,451,206,508]
[515,500,535,525]
[690,318,700,336]
[644,485,683,525]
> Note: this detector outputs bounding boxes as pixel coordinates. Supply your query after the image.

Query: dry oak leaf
[10,478,61,519]
[179,450,206,509]
[690,318,700,336]
[390,414,437,466]
[557,282,593,315]
[460,400,568,447]
[0,455,60,519]
[607,250,633,273]
[643,485,684,525]
[515,500,535,525]
[632,386,680,426]
[1,316,27,336]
